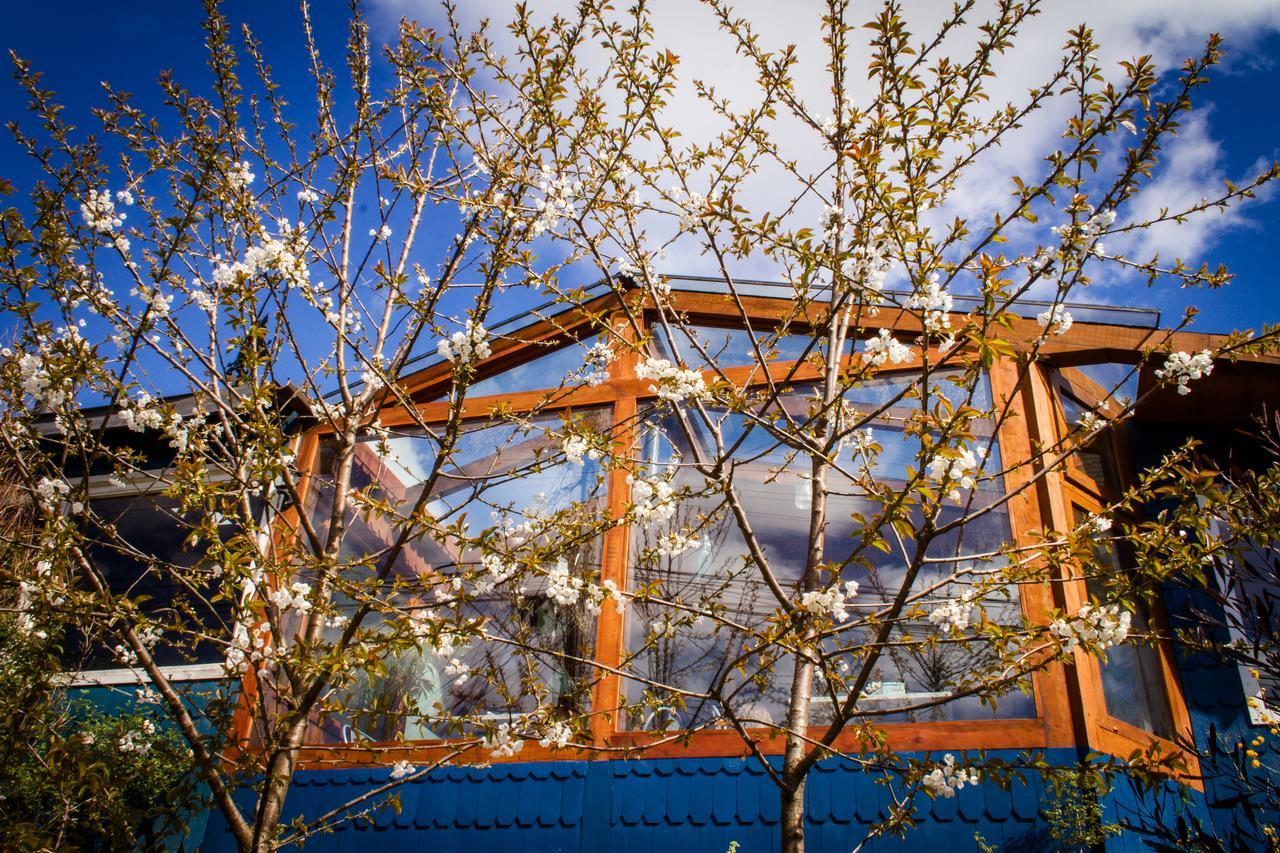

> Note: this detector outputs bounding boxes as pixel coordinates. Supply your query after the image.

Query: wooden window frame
[1041,364,1200,784]
[235,292,1109,768]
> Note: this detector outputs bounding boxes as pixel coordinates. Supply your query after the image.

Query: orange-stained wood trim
[288,717,1055,770]
[588,312,642,744]
[225,429,322,763]
[988,358,1077,749]
[395,293,622,402]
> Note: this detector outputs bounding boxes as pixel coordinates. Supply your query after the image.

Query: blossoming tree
[0,1,1278,851]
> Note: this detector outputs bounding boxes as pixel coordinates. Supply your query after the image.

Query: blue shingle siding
[199,750,1078,851]
[1095,583,1280,850]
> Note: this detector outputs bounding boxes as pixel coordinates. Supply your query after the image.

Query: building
[53,277,1280,850]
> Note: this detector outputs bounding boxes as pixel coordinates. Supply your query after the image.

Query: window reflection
[1074,505,1175,738]
[465,335,603,398]
[68,492,231,670]
[653,324,823,371]
[300,409,610,745]
[623,371,1034,731]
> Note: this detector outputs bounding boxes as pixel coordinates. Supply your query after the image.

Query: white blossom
[628,473,676,522]
[370,224,392,240]
[132,285,173,318]
[228,160,256,189]
[35,477,69,510]
[474,553,518,595]
[530,168,580,237]
[118,722,155,755]
[1083,514,1112,534]
[390,760,417,780]
[297,188,320,204]
[483,722,525,758]
[906,274,953,334]
[1155,350,1213,396]
[79,189,124,233]
[538,720,574,749]
[561,435,599,466]
[922,754,981,798]
[580,340,614,386]
[635,357,707,403]
[862,329,915,367]
[1049,603,1131,653]
[268,581,313,614]
[1036,305,1073,337]
[436,321,492,364]
[601,579,627,614]
[928,591,977,634]
[545,558,583,607]
[444,657,471,684]
[652,530,702,557]
[926,446,980,500]
[799,580,860,622]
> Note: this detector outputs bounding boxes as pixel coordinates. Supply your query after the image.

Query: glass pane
[654,324,819,370]
[1073,362,1139,406]
[1074,505,1175,738]
[465,335,602,398]
[301,408,611,744]
[623,371,1032,730]
[67,494,231,669]
[1059,390,1118,491]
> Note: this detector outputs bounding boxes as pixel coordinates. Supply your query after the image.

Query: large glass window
[300,409,611,745]
[1073,504,1176,738]
[66,490,232,672]
[622,370,1035,731]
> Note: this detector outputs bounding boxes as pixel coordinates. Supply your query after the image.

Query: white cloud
[370,0,1280,288]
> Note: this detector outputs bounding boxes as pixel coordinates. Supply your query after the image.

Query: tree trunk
[780,648,815,853]
[780,774,808,853]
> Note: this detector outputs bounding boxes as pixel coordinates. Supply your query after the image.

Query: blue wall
[199,750,1079,852]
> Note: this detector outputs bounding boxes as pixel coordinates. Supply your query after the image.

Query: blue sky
[2,1,1278,340]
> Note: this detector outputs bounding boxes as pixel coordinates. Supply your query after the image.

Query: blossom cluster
[928,591,977,634]
[225,622,274,672]
[673,187,712,231]
[474,553,519,595]
[921,754,981,799]
[820,203,850,243]
[844,233,892,308]
[798,580,860,622]
[652,530,702,557]
[635,357,707,403]
[437,321,492,364]
[579,340,614,386]
[268,581,313,614]
[118,719,157,755]
[561,434,600,466]
[925,446,979,501]
[1051,206,1115,257]
[35,477,69,511]
[80,188,128,233]
[210,232,312,293]
[483,722,525,758]
[1036,304,1073,337]
[537,719,574,750]
[628,472,677,522]
[530,168,581,237]
[406,608,469,660]
[390,760,416,780]
[1155,350,1213,396]
[1049,603,1131,653]
[542,559,624,615]
[906,274,953,334]
[862,329,914,367]
[228,160,256,190]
